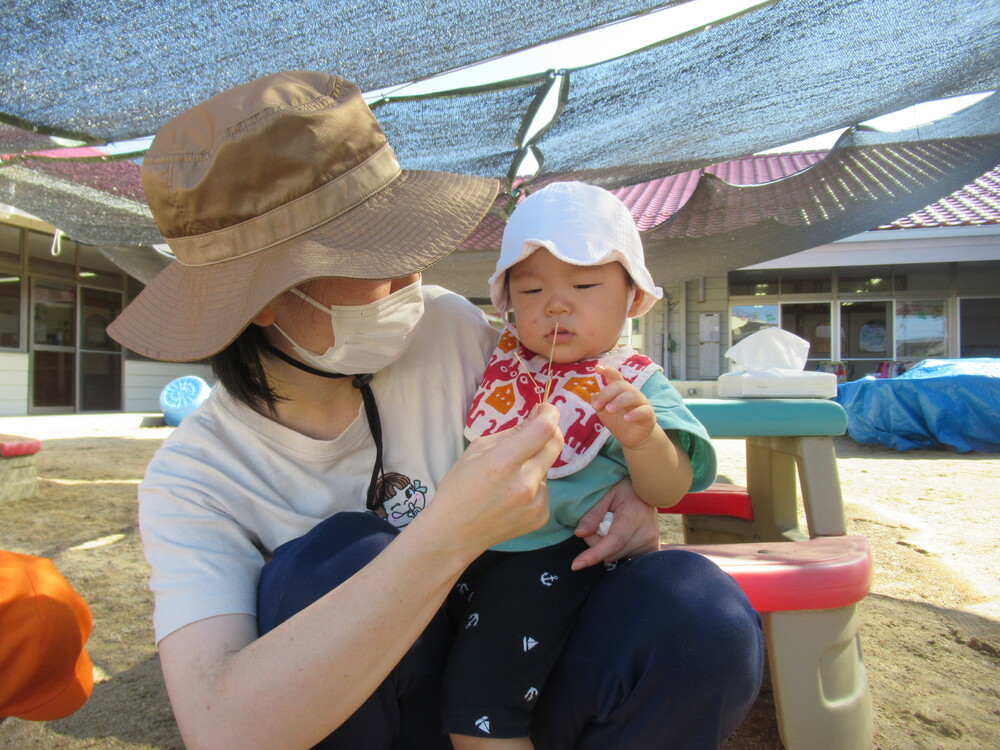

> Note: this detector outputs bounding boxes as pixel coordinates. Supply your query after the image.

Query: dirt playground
[0,414,997,749]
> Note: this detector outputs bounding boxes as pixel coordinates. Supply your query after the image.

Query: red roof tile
[876,166,1000,230]
[461,155,1000,251]
[614,151,826,231]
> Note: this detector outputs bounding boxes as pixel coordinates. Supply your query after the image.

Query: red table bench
[655,397,874,750]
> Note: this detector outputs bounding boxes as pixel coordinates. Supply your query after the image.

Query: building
[428,160,1000,391]
[0,208,212,416]
[1,162,998,415]
[653,165,1000,384]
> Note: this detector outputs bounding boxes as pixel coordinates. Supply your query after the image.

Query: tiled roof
[462,155,1000,250]
[875,166,1000,230]
[615,151,826,231]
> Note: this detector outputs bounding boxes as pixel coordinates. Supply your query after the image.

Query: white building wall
[657,283,683,380]
[634,299,665,368]
[0,352,29,416]
[683,276,729,380]
[124,360,216,413]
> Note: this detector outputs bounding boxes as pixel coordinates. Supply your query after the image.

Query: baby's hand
[591,365,657,450]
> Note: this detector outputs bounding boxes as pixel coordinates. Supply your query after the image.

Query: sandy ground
[0,413,997,749]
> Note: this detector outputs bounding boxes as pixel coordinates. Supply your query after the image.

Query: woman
[108,71,764,749]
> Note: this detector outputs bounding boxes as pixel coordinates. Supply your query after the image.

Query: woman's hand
[426,402,563,554]
[571,478,660,570]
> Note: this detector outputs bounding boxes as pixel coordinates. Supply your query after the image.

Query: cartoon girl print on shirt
[373,472,428,528]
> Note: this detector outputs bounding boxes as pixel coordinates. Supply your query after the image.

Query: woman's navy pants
[258,512,765,749]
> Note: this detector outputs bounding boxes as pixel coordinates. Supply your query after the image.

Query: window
[895,301,946,358]
[729,268,832,295]
[79,287,123,411]
[840,300,892,379]
[838,265,892,295]
[960,298,1000,357]
[622,315,644,350]
[893,263,949,292]
[730,304,779,345]
[33,351,75,408]
[0,224,22,348]
[725,261,992,381]
[28,230,75,278]
[0,223,21,268]
[0,274,20,348]
[80,288,121,351]
[956,261,1000,294]
[779,268,832,294]
[781,302,833,368]
[729,269,778,296]
[78,245,124,289]
[33,283,76,348]
[81,351,122,411]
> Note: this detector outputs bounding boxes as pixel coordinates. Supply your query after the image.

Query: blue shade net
[835,359,1000,453]
[0,0,998,284]
[2,0,670,140]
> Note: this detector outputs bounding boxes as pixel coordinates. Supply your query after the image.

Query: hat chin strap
[261,338,385,512]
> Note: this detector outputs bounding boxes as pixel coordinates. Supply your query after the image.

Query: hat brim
[15,645,93,721]
[11,572,94,722]
[108,170,499,361]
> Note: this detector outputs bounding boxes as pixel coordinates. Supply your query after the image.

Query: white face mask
[272,280,424,374]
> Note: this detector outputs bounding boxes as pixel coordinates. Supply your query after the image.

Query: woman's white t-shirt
[139,286,497,643]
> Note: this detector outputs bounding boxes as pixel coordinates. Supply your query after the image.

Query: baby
[443,181,717,749]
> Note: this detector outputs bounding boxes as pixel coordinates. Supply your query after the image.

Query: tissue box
[718,367,837,398]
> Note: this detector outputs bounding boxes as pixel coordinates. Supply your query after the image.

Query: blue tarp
[834,359,1000,453]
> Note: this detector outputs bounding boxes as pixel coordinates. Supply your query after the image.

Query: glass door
[31,281,76,412]
[79,287,123,411]
[840,300,892,380]
[780,302,834,371]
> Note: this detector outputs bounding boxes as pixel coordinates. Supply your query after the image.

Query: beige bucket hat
[107,71,499,361]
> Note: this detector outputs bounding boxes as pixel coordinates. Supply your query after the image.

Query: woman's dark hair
[209,325,284,415]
